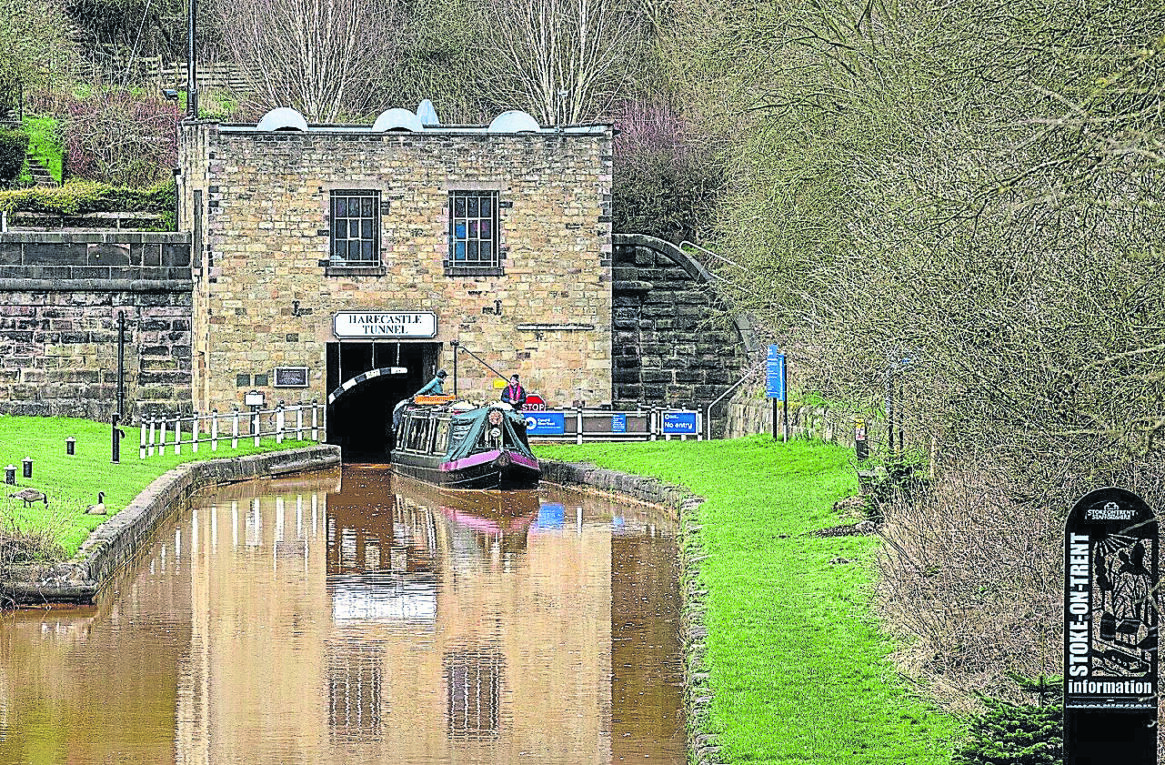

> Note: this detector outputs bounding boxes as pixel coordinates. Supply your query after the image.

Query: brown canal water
[0,465,684,764]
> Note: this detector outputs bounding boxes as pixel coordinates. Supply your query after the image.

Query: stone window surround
[443,181,508,278]
[318,180,512,278]
[328,188,381,272]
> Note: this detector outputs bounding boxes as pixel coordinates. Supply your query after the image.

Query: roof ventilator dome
[487,110,541,134]
[416,100,440,126]
[257,107,309,132]
[373,108,424,132]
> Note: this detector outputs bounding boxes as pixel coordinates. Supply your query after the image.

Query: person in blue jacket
[500,374,527,410]
[417,369,448,396]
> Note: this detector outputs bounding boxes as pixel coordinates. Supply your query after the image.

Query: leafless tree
[485,0,643,125]
[216,0,401,122]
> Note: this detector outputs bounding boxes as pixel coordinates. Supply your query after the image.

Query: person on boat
[500,374,527,410]
[417,369,448,396]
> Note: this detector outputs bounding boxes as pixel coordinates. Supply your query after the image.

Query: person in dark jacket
[500,374,526,410]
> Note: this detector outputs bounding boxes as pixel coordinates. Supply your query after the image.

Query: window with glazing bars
[447,191,499,268]
[330,191,379,265]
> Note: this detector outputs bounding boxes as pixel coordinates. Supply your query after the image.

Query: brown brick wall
[179,124,613,413]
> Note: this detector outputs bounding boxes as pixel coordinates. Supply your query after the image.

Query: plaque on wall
[274,366,309,388]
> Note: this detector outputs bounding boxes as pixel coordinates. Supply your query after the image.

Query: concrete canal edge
[540,460,722,765]
[2,445,341,606]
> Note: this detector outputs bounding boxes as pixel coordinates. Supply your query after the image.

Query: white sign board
[333,311,438,339]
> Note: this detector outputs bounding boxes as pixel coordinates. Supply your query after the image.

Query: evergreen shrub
[955,696,1063,765]
[0,127,30,184]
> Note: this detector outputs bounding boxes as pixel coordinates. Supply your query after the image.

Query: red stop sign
[525,394,546,411]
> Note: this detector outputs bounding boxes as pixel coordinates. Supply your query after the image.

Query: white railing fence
[139,403,325,459]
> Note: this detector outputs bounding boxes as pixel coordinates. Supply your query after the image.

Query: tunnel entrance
[326,341,440,462]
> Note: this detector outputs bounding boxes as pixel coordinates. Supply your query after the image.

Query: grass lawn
[20,115,63,183]
[0,415,316,558]
[534,435,960,764]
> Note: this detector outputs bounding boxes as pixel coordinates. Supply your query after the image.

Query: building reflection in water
[0,466,683,765]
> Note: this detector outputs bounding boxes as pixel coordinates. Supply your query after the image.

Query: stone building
[178,107,613,453]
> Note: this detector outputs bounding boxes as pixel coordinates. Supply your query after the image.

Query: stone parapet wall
[1,445,341,605]
[0,232,193,421]
[611,235,753,410]
[722,379,883,449]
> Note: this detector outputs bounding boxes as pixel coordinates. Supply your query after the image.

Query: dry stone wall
[0,232,193,420]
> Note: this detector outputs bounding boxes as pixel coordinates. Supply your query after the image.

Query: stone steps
[26,158,57,188]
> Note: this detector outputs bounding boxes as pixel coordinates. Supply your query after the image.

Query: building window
[331,191,380,266]
[447,191,500,274]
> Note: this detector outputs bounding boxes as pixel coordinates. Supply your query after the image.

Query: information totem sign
[1064,488,1158,765]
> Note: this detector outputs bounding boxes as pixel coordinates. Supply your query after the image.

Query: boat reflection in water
[0,465,683,765]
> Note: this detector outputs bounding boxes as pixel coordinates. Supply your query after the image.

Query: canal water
[0,466,684,764]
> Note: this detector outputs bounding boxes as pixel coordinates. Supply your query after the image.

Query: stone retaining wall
[541,459,721,765]
[611,234,755,414]
[1,444,340,605]
[0,231,193,421]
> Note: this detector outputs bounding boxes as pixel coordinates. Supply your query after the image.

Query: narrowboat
[391,398,542,490]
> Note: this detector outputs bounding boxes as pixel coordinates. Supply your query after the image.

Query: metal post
[295,405,303,439]
[782,358,789,443]
[311,403,319,441]
[232,408,239,449]
[66,437,75,455]
[22,457,32,479]
[111,412,121,464]
[140,418,147,459]
[192,411,200,452]
[173,414,181,455]
[116,310,126,420]
[451,340,459,395]
[253,409,260,447]
[211,410,219,451]
[149,417,158,456]
[576,408,584,445]
[276,403,285,444]
[187,0,198,118]
[697,411,704,441]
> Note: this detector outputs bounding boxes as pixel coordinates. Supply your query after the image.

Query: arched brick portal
[611,234,756,411]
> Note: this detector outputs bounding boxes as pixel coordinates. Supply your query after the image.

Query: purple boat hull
[390,447,541,490]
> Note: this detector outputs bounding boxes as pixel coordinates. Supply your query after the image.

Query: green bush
[955,696,1063,765]
[0,178,175,215]
[0,127,30,184]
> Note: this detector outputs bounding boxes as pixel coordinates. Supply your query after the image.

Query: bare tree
[485,0,643,125]
[216,0,401,122]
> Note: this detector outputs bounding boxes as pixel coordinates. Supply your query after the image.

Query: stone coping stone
[0,232,191,244]
[1,445,341,606]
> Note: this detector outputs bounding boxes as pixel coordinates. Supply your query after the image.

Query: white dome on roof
[416,99,440,126]
[488,110,541,134]
[372,108,424,132]
[257,107,308,131]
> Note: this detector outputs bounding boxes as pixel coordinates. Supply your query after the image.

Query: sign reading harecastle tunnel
[1064,487,1158,765]
[333,311,438,339]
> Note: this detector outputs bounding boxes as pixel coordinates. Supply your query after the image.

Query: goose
[9,488,47,507]
[85,492,106,515]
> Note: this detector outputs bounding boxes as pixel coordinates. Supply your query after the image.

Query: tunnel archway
[326,342,437,461]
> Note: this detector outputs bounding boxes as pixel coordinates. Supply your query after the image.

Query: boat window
[435,419,450,454]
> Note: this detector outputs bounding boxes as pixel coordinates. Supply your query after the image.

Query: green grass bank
[0,416,315,558]
[534,436,960,764]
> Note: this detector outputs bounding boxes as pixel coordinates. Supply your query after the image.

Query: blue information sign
[611,413,627,433]
[524,412,565,436]
[662,411,697,434]
[766,344,786,401]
